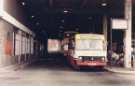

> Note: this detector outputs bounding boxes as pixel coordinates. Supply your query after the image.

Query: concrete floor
[0,58,135,86]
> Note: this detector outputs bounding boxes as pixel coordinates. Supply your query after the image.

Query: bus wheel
[72,65,80,71]
[97,66,105,70]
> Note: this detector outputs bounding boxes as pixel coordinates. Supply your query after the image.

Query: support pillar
[124,0,132,68]
[0,0,4,17]
[103,16,108,41]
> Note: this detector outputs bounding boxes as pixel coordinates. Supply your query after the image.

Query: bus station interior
[0,0,135,69]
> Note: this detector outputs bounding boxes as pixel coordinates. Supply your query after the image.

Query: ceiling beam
[37,8,123,17]
[81,0,88,8]
[49,0,54,8]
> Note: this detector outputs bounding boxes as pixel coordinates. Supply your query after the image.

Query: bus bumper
[75,59,106,66]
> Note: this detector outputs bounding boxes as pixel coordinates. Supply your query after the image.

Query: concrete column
[0,0,4,15]
[103,16,108,41]
[124,0,132,68]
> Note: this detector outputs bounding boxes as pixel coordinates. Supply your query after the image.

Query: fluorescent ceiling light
[36,22,39,25]
[64,10,68,13]
[101,3,107,6]
[31,15,35,18]
[21,2,26,6]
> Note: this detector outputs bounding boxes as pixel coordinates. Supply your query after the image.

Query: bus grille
[81,56,103,61]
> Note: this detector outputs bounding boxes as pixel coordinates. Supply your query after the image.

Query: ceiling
[17,0,133,38]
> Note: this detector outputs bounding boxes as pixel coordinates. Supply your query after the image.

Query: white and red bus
[63,32,107,69]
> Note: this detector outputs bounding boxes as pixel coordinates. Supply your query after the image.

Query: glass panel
[76,39,103,50]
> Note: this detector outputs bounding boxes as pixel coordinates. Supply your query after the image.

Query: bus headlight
[79,56,82,60]
[101,57,105,61]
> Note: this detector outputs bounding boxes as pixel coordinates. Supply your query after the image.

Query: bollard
[131,55,135,71]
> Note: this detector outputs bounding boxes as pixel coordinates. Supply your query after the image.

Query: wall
[3,0,27,26]
[0,0,37,67]
[0,19,14,66]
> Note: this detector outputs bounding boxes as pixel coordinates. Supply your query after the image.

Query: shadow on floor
[24,57,108,73]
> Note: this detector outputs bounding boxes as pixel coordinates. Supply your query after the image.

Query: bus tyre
[74,67,80,71]
[72,65,80,71]
[97,66,105,70]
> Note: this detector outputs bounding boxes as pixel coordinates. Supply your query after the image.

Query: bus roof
[64,31,78,34]
[75,33,105,40]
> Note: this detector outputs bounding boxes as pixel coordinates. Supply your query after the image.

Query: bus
[63,32,107,69]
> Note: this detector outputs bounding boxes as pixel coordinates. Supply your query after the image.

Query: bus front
[73,34,107,67]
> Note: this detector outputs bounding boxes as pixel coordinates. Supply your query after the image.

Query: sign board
[111,19,127,29]
[47,39,61,53]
